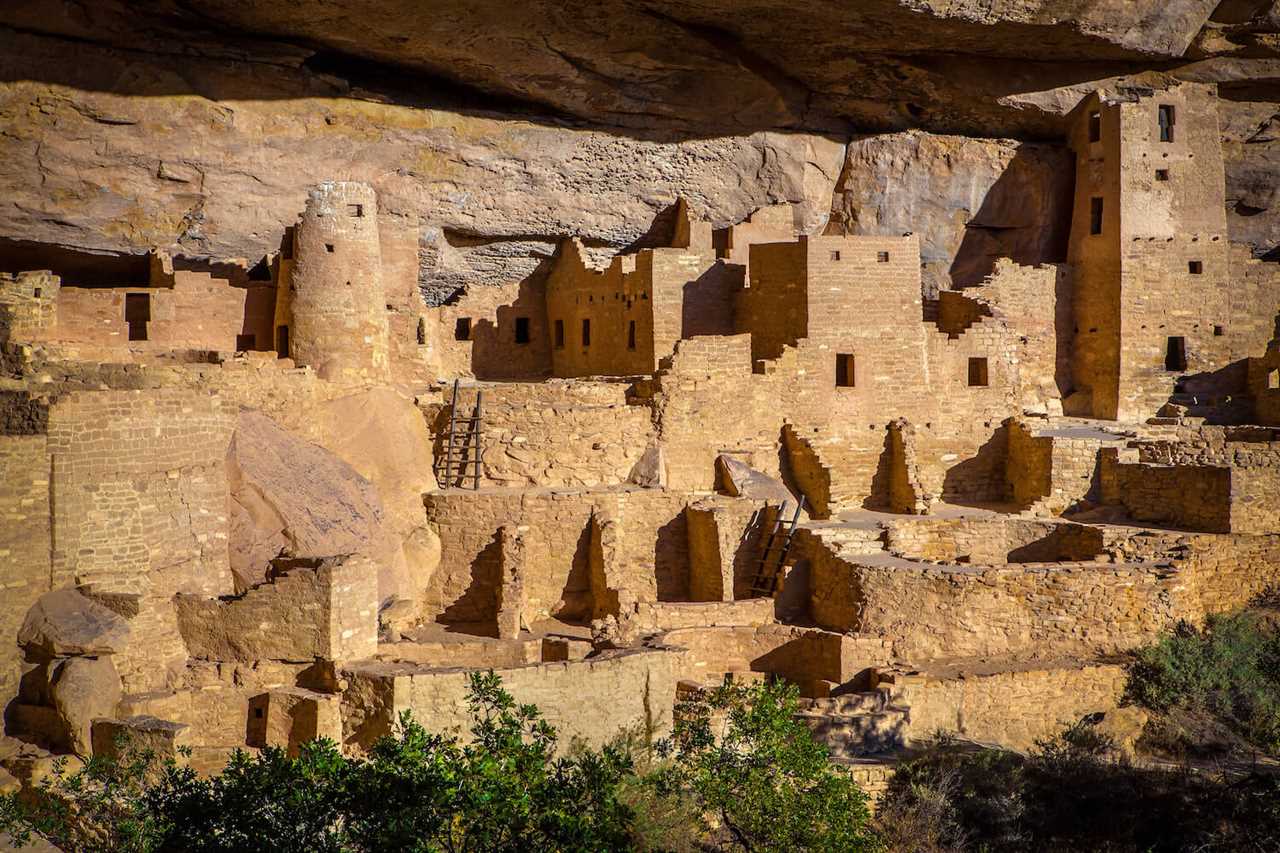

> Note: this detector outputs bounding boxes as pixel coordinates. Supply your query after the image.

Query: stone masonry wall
[46,387,235,692]
[341,647,677,750]
[0,435,50,708]
[176,555,378,663]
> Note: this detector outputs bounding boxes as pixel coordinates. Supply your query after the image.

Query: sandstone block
[18,588,130,659]
[51,656,122,757]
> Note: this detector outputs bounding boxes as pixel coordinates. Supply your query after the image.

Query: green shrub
[650,679,881,853]
[1127,612,1280,753]
[877,726,1280,853]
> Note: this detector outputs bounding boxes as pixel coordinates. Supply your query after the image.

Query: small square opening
[1188,260,1203,275]
[1089,197,1104,235]
[33,287,41,298]
[1155,169,1170,182]
[967,357,989,387]
[1165,336,1187,372]
[235,334,255,351]
[877,251,890,263]
[830,250,841,262]
[554,319,565,349]
[347,203,363,218]
[1088,111,1101,143]
[514,316,530,344]
[454,317,472,341]
[324,243,335,253]
[627,320,637,351]
[581,318,591,347]
[835,353,855,388]
[1213,324,1225,337]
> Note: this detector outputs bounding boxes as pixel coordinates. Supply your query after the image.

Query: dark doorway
[125,293,150,341]
[514,316,531,344]
[836,353,855,388]
[1165,336,1187,372]
[276,325,290,358]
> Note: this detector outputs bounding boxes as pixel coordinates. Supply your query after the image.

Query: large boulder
[17,589,131,659]
[226,410,403,593]
[51,656,122,757]
[295,387,438,535]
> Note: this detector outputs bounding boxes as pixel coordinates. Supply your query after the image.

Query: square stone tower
[1067,82,1230,421]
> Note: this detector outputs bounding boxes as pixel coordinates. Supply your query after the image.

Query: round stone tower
[284,181,390,383]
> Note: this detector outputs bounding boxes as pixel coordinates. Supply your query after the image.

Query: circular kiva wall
[884,518,1106,566]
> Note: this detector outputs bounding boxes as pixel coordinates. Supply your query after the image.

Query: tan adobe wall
[1067,92,1127,418]
[341,646,678,750]
[1180,533,1280,617]
[379,212,436,385]
[544,240,669,378]
[427,277,552,381]
[0,435,51,709]
[799,528,1183,661]
[893,662,1128,751]
[285,181,390,384]
[422,488,696,628]
[1099,449,1233,532]
[662,624,891,688]
[737,240,807,363]
[884,518,1105,565]
[46,270,274,354]
[646,335,789,491]
[175,555,378,663]
[428,380,655,489]
[46,388,235,692]
[0,271,59,343]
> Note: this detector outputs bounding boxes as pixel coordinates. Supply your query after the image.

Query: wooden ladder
[750,497,804,597]
[435,379,484,490]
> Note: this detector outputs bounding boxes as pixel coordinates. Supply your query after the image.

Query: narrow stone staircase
[796,685,910,759]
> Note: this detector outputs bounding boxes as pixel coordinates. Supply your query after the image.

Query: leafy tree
[650,679,881,852]
[1,671,638,853]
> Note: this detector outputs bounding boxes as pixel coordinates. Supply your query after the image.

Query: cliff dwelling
[5,18,1280,834]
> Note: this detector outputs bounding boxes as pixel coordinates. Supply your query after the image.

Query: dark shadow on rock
[949,147,1073,289]
[941,422,1011,506]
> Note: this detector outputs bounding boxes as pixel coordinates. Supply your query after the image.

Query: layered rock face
[4,1,1280,295]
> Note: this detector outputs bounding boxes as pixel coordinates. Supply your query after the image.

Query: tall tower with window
[281,181,391,384]
[1066,82,1229,420]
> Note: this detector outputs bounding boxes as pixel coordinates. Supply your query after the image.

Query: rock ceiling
[4,0,1280,294]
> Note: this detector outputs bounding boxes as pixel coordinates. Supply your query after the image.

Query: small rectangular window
[347,203,364,217]
[33,288,41,298]
[1155,169,1170,182]
[514,316,530,344]
[1213,324,1225,337]
[324,243,335,253]
[830,250,841,261]
[454,317,471,340]
[968,357,989,387]
[835,353,855,388]
[1089,197,1104,235]
[1165,336,1187,372]
[581,318,591,347]
[1188,260,1203,275]
[1158,105,1175,143]
[1269,369,1280,390]
[235,334,255,351]
[554,319,564,349]
[627,320,636,351]
[1088,111,1101,143]
[124,293,150,342]
[877,251,890,263]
